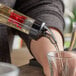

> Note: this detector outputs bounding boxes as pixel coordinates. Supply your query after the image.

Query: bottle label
[8,11,27,29]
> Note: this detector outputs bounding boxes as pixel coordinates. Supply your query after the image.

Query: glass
[0,62,19,76]
[47,51,76,76]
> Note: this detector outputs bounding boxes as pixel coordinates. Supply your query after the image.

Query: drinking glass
[47,51,76,76]
[0,62,19,76]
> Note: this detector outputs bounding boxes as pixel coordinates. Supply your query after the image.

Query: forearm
[30,28,64,62]
[30,28,64,76]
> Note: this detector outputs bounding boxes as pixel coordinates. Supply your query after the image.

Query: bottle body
[0,3,46,40]
[0,3,35,34]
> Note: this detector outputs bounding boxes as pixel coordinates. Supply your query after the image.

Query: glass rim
[47,55,72,59]
[47,51,76,59]
[0,62,19,75]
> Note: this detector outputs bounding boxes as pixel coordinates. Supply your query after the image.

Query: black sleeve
[14,0,65,38]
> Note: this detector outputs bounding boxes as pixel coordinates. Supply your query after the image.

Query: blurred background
[63,0,76,49]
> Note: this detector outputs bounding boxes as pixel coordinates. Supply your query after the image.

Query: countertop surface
[19,64,44,76]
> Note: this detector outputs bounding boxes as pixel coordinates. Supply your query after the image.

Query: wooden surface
[11,47,44,76]
[19,64,44,76]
